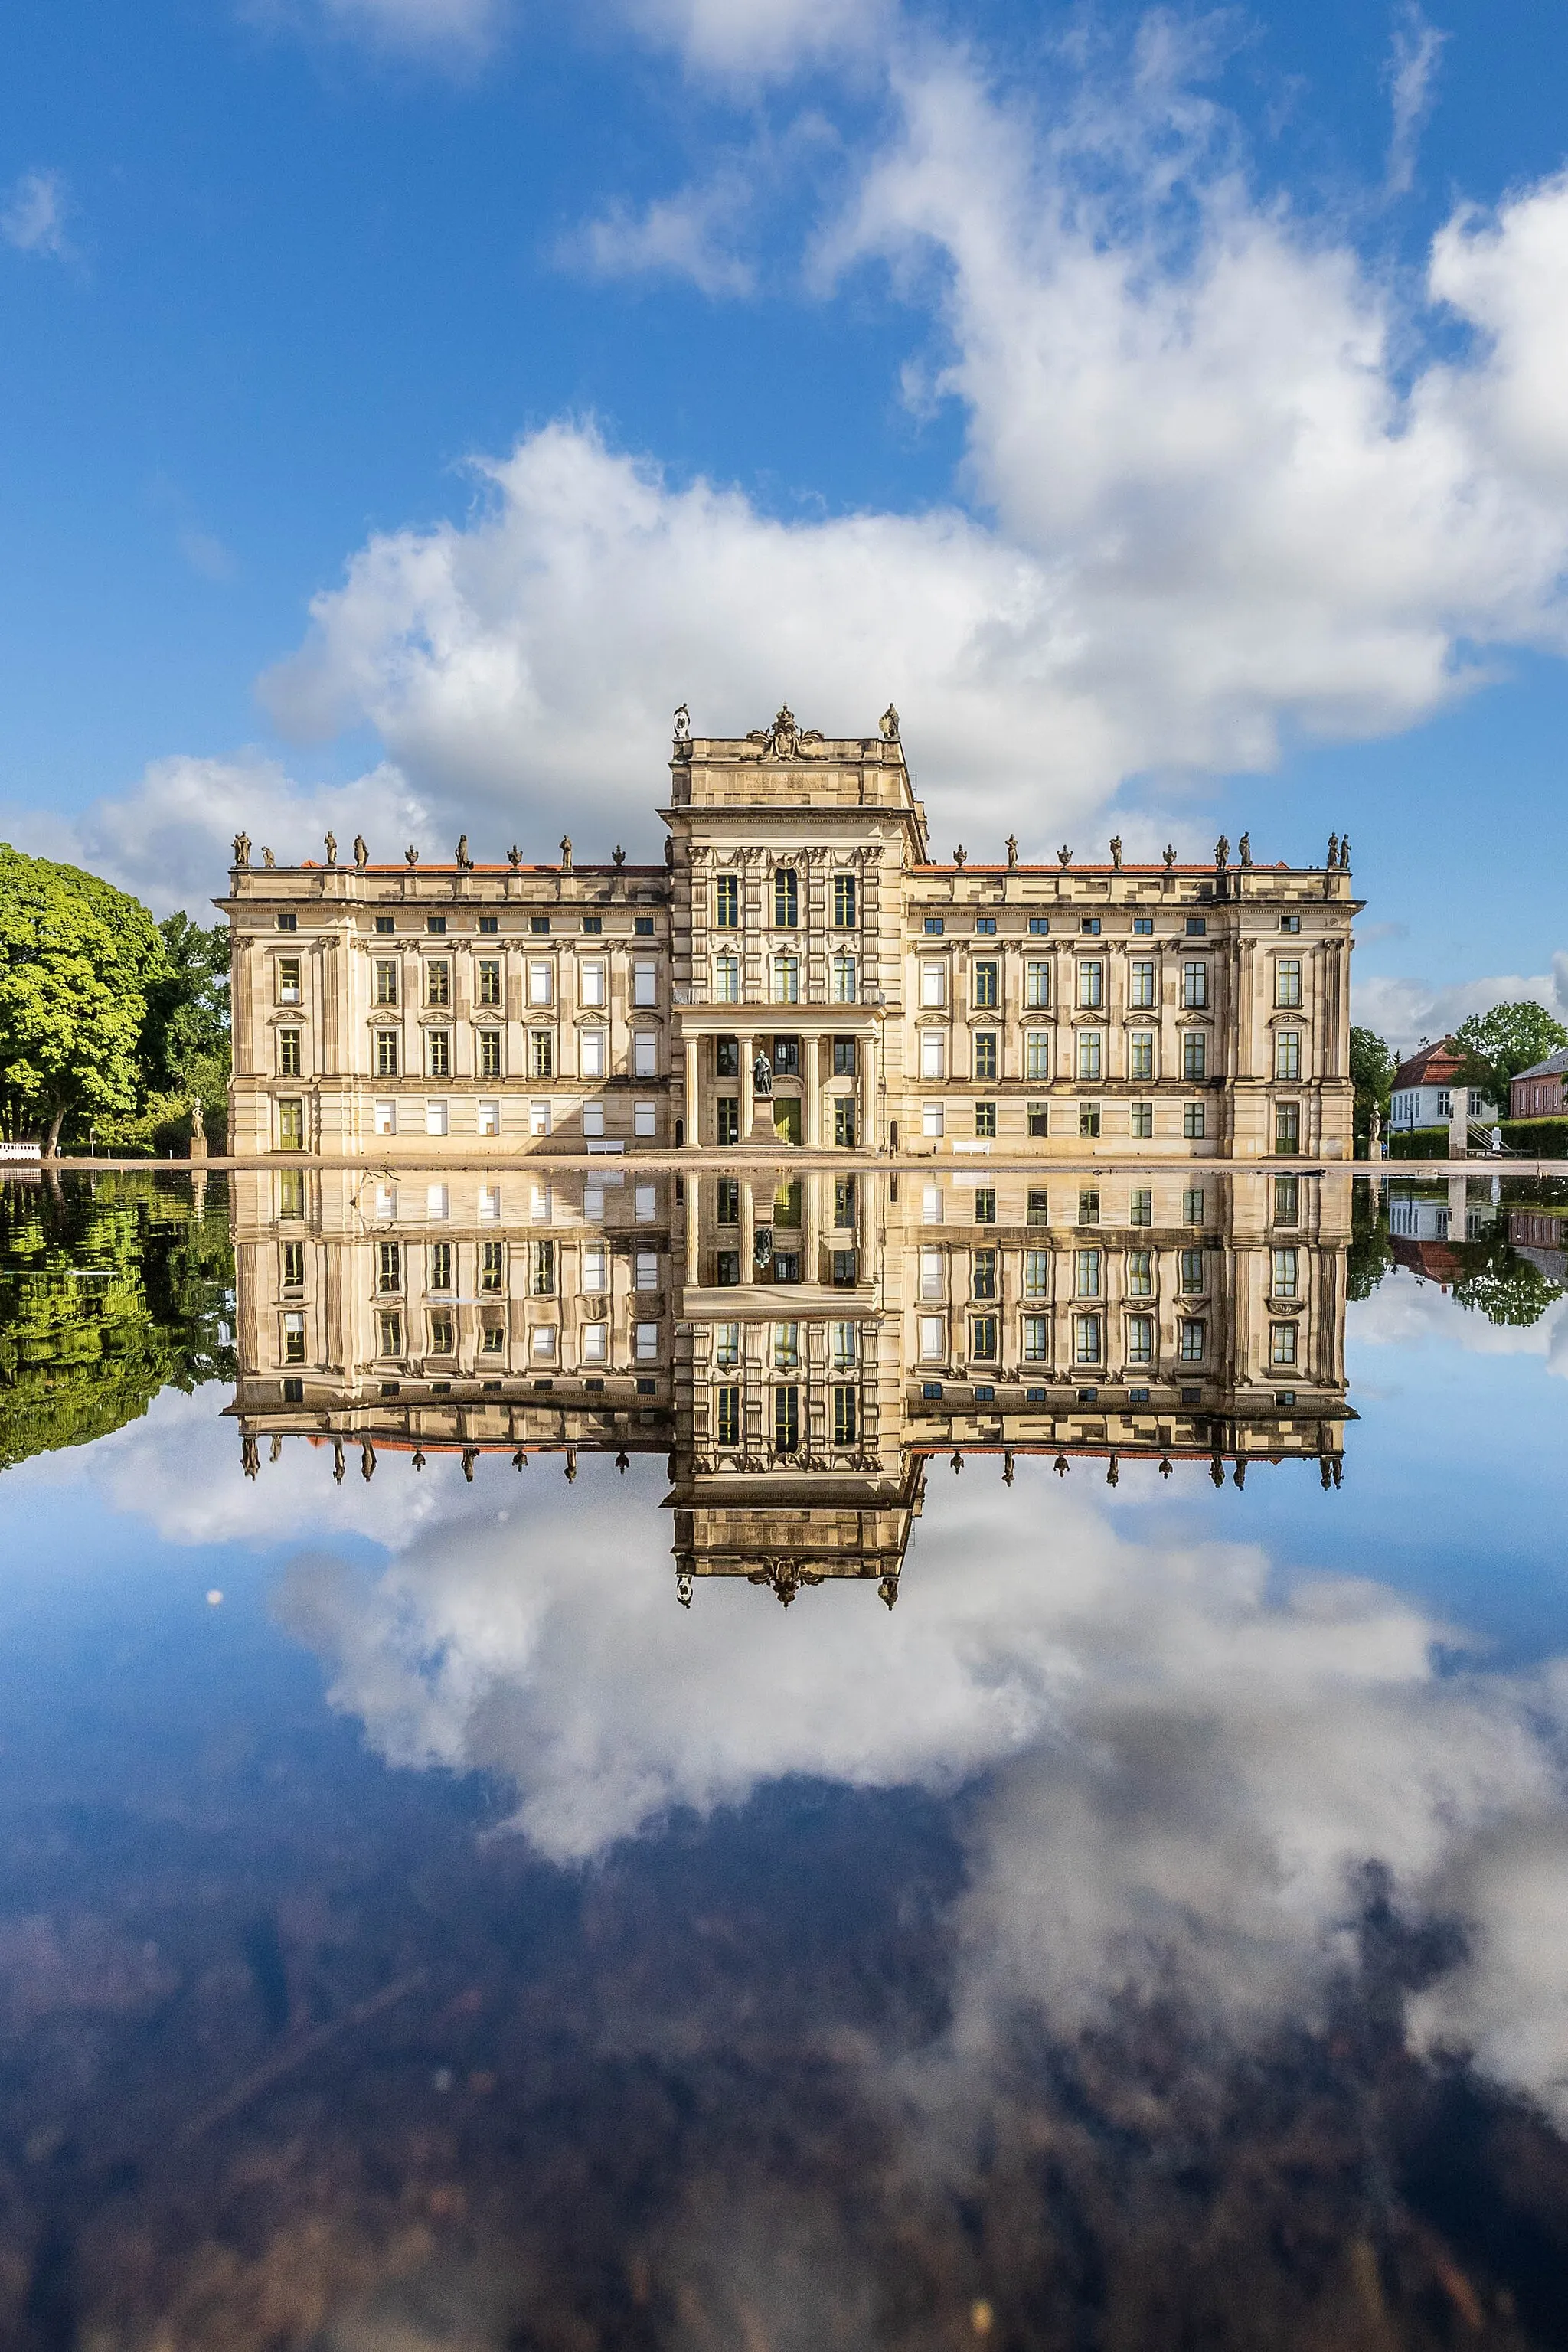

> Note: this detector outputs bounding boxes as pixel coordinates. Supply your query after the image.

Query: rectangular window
[426,1182,449,1218]
[832,1385,858,1446]
[717,1097,740,1147]
[522,1032,551,1083]
[375,916,395,936]
[1027,1188,1048,1225]
[478,959,501,1007]
[1078,961,1103,1009]
[1079,1102,1100,1138]
[632,1031,657,1079]
[920,1247,944,1300]
[531,1325,557,1360]
[481,1240,505,1293]
[481,910,501,934]
[583,1102,605,1137]
[479,1031,501,1077]
[1274,1176,1301,1226]
[1280,913,1301,933]
[1024,1031,1050,1080]
[922,1180,942,1223]
[920,1031,946,1080]
[1181,960,1208,1008]
[831,1039,858,1079]
[278,1028,302,1077]
[714,1178,740,1227]
[376,1311,403,1357]
[974,1186,996,1224]
[635,1100,657,1138]
[580,1242,608,1295]
[833,1175,856,1227]
[923,916,945,936]
[372,1181,395,1220]
[1130,1188,1152,1226]
[577,1029,605,1081]
[277,913,298,934]
[920,962,947,1008]
[1023,1314,1049,1362]
[375,1031,400,1077]
[1130,1101,1153,1138]
[715,874,740,929]
[1186,916,1207,938]
[1276,959,1303,1008]
[774,1384,799,1450]
[974,1031,998,1081]
[282,1240,305,1289]
[1025,959,1051,1009]
[975,916,997,936]
[923,1102,945,1138]
[773,869,799,928]
[1024,1249,1050,1297]
[716,1385,742,1447]
[1077,1031,1102,1081]
[1182,1032,1207,1081]
[1074,1315,1102,1364]
[831,954,857,1003]
[972,1247,997,1300]
[579,960,606,1008]
[428,916,449,936]
[1180,1318,1206,1361]
[427,1312,455,1357]
[635,1248,659,1292]
[974,1101,997,1138]
[1129,959,1155,1009]
[714,952,740,1002]
[1275,1030,1302,1081]
[973,961,999,1009]
[480,1324,505,1356]
[428,1240,453,1292]
[834,873,858,927]
[424,961,450,1008]
[276,958,301,1005]
[1270,1321,1298,1367]
[971,1315,998,1361]
[1127,1315,1154,1364]
[709,1321,740,1370]
[1276,1102,1301,1154]
[1028,1101,1049,1138]
[477,1103,499,1138]
[632,961,658,1007]
[533,1240,556,1295]
[1184,1186,1205,1227]
[1129,1032,1154,1082]
[1028,916,1050,936]
[528,961,553,1007]
[374,959,399,1006]
[277,1097,304,1150]
[919,1315,946,1361]
[1077,1189,1100,1227]
[377,1240,402,1292]
[833,1097,858,1148]
[773,953,799,1003]
[1180,1246,1205,1293]
[426,1031,451,1079]
[1075,1247,1102,1297]
[1184,1101,1205,1139]
[1127,1250,1152,1295]
[1272,1246,1300,1298]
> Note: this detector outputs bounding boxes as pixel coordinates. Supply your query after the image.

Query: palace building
[222,705,1361,1165]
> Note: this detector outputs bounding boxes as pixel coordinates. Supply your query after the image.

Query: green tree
[144,911,230,1086]
[0,846,170,1155]
[1348,1026,1396,1139]
[1453,1001,1568,1112]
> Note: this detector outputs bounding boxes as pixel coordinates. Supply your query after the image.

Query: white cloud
[568,176,758,296]
[618,0,890,79]
[1383,3,1446,200]
[1,168,72,260]
[1354,955,1568,1054]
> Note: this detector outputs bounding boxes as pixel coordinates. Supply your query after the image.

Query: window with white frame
[635,1248,658,1291]
[920,1031,946,1080]
[921,1180,942,1223]
[426,1184,449,1220]
[1077,1031,1103,1081]
[374,1100,397,1136]
[477,1100,499,1136]
[635,1321,659,1362]
[923,1102,945,1138]
[1023,1315,1049,1361]
[919,1315,947,1361]
[580,1029,606,1080]
[635,1100,657,1138]
[714,952,740,1003]
[633,1031,658,1078]
[632,962,658,1007]
[529,1101,551,1137]
[772,952,799,1003]
[1127,1315,1155,1364]
[1270,1320,1298,1366]
[635,1185,657,1221]
[1026,1031,1051,1080]
[583,1102,605,1136]
[580,960,606,1008]
[425,1099,449,1136]
[1024,1249,1050,1297]
[1129,1032,1155,1081]
[581,1243,607,1292]
[1129,959,1156,1009]
[528,960,553,1006]
[531,1325,557,1359]
[1275,1030,1302,1081]
[1025,959,1051,1008]
[920,961,947,1008]
[1272,1246,1299,1298]
[374,1182,397,1220]
[920,1247,944,1300]
[581,1322,608,1363]
[1074,1315,1102,1364]
[1075,1247,1101,1298]
[1078,960,1103,1009]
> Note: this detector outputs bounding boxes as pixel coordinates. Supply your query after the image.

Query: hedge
[1387,1119,1568,1161]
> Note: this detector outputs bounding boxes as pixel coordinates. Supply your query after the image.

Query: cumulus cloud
[1354,954,1568,1054]
[1,168,73,260]
[258,46,1568,859]
[567,175,759,296]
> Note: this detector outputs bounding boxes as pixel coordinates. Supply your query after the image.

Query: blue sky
[2,0,1566,1043]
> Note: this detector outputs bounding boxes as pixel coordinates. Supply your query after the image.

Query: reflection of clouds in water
[281,1460,1568,2123]
[1352,1264,1568,1370]
[14,1385,463,1551]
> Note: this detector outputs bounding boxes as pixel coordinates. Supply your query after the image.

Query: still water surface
[2,1168,1568,2349]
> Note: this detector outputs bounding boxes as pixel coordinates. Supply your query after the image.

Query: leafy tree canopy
[0,845,170,1154]
[1453,1001,1568,1107]
[1349,1026,1396,1135]
[144,912,230,1089]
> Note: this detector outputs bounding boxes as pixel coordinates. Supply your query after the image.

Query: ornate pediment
[745,705,825,759]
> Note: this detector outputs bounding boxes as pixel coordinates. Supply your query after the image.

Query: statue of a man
[1238,831,1252,867]
[1006,833,1018,868]
[1327,832,1339,867]
[262,847,276,870]
[560,835,573,872]
[1339,835,1351,868]
[1214,835,1230,871]
[753,1051,773,1099]
[455,834,472,869]
[1109,835,1122,869]
[324,831,338,866]
[354,834,369,870]
[879,702,900,741]
[232,831,251,869]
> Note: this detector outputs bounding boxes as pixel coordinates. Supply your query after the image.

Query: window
[1024,1249,1050,1296]
[974,1186,997,1224]
[481,1240,505,1293]
[834,1176,856,1227]
[1127,1250,1152,1295]
[374,1031,400,1078]
[426,1100,449,1138]
[1184,1101,1206,1139]
[1273,1176,1300,1225]
[1129,961,1155,1008]
[427,1312,455,1357]
[919,1246,945,1302]
[1272,1246,1300,1298]
[479,916,499,936]
[1181,960,1208,1008]
[278,1097,304,1150]
[1276,959,1303,1008]
[479,1031,501,1077]
[1023,1315,1049,1362]
[714,1322,740,1368]
[533,1031,557,1079]
[1182,1032,1207,1082]
[833,1097,858,1148]
[580,960,606,1008]
[478,960,502,1007]
[715,874,740,928]
[376,1311,403,1357]
[635,1184,657,1223]
[477,1102,499,1138]
[1077,1031,1102,1081]
[1077,1188,1099,1227]
[1179,1318,1206,1361]
[282,1240,305,1289]
[832,1039,858,1077]
[632,961,658,1007]
[774,1385,799,1450]
[581,1242,608,1295]
[971,1315,998,1360]
[1014,962,1047,1019]
[635,1248,659,1292]
[714,952,740,1003]
[1074,1315,1102,1364]
[481,1325,505,1356]
[773,953,799,1003]
[1270,1321,1298,1367]
[974,1101,997,1138]
[424,961,450,1008]
[429,1240,454,1292]
[1436,1089,1452,1119]
[832,1386,858,1446]
[372,1181,395,1220]
[1028,1101,1050,1138]
[1180,1246,1205,1293]
[716,1178,740,1227]
[1280,913,1301,933]
[1186,916,1207,937]
[426,1031,451,1079]
[834,873,858,927]
[530,1240,554,1295]
[1078,961,1103,1008]
[632,1031,658,1079]
[426,1182,449,1219]
[974,1031,998,1081]
[278,1028,302,1077]
[374,959,399,1006]
[427,916,448,937]
[1130,1101,1153,1139]
[922,1181,942,1223]
[716,1386,742,1447]
[1075,1247,1102,1297]
[530,916,550,937]
[919,1316,946,1361]
[1129,1032,1155,1083]
[773,869,799,928]
[1127,1315,1154,1364]
[972,1248,997,1300]
[1079,1102,1100,1138]
[717,1097,740,1147]
[973,961,999,1008]
[635,1100,657,1138]
[376,1240,402,1292]
[1130,1187,1152,1227]
[1133,916,1154,936]
[923,916,945,936]
[923,1102,945,1138]
[1081,917,1102,936]
[531,1325,557,1360]
[583,1102,605,1137]
[920,1031,946,1080]
[634,916,655,938]
[1184,1186,1205,1226]
[1275,1030,1302,1081]
[1027,1188,1048,1226]
[528,960,553,1007]
[1276,1102,1301,1155]
[276,913,298,933]
[973,916,997,936]
[920,961,948,1008]
[831,953,858,1003]
[276,958,301,1005]
[374,916,394,936]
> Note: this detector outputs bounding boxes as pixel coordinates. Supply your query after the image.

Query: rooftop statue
[560,835,573,872]
[354,834,369,869]
[1006,833,1018,868]
[405,844,420,867]
[1238,831,1252,867]
[456,834,474,870]
[672,702,691,743]
[324,831,338,866]
[1057,844,1073,867]
[1109,835,1122,869]
[1338,835,1351,868]
[262,847,276,869]
[953,844,967,869]
[232,831,250,869]
[612,844,626,866]
[508,845,522,869]
[1327,832,1339,867]
[1214,835,1230,871]
[1163,844,1177,868]
[879,702,900,740]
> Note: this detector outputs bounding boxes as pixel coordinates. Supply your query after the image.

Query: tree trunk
[44,1105,65,1160]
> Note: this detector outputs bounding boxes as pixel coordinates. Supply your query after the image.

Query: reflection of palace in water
[230,1162,1355,1602]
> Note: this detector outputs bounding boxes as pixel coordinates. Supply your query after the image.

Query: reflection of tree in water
[1348,1178,1394,1299]
[1452,1218,1564,1331]
[0,1173,234,1471]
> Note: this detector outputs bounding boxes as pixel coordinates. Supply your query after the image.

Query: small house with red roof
[1389,1038,1498,1132]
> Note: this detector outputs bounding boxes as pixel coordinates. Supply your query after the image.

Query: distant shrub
[1501,1117,1568,1159]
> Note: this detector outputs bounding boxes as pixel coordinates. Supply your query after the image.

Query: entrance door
[773,1098,802,1146]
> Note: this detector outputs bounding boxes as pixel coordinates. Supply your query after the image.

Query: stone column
[862,1025,880,1151]
[684,1033,701,1148]
[1448,1092,1469,1161]
[805,1032,822,1148]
